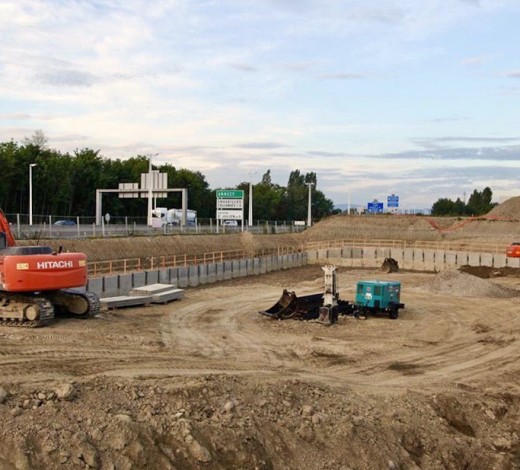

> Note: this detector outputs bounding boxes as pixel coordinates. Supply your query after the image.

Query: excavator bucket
[259,289,324,320]
[381,257,399,273]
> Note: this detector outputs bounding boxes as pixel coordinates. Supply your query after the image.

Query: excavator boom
[0,209,16,248]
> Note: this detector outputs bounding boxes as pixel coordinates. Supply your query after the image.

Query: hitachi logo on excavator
[36,261,74,269]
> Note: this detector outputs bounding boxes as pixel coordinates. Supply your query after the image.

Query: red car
[506,242,520,258]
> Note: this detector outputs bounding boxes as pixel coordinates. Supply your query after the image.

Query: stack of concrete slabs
[130,283,185,304]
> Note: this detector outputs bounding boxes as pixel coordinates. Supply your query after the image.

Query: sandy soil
[1,265,520,469]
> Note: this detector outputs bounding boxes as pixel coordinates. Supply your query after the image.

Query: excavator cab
[0,232,6,250]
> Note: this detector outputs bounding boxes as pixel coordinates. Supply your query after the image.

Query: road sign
[387,195,399,208]
[216,209,243,220]
[216,189,244,220]
[217,198,243,209]
[367,202,384,214]
[216,190,244,199]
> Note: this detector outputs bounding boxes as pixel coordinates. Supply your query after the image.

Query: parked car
[506,242,520,258]
[54,220,76,226]
[222,220,238,227]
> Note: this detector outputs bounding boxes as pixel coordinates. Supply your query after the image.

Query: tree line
[0,138,336,223]
[431,187,497,216]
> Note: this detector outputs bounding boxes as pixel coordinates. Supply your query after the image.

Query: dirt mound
[429,270,520,298]
[20,233,303,262]
[460,266,520,279]
[488,195,520,220]
[0,377,514,470]
[302,214,520,244]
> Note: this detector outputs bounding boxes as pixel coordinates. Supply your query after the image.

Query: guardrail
[11,221,305,240]
[88,245,302,276]
[87,238,509,276]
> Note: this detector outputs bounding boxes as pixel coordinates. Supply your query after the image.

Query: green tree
[431,198,457,216]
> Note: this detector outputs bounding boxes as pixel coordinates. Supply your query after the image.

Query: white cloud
[1,0,520,208]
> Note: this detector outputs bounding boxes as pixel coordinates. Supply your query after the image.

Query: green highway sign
[216,189,244,199]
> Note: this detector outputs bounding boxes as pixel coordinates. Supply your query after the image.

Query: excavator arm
[0,209,16,248]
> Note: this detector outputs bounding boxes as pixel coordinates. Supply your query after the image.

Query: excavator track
[46,290,101,319]
[0,293,55,328]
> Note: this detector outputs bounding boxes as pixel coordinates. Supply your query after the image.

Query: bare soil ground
[4,198,520,469]
[2,265,520,469]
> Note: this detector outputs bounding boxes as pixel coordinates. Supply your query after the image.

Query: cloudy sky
[1,0,520,209]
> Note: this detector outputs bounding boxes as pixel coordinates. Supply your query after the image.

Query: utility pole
[29,163,37,226]
[305,182,314,227]
[248,171,257,227]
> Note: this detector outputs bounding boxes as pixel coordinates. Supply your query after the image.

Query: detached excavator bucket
[259,289,324,320]
[381,257,399,273]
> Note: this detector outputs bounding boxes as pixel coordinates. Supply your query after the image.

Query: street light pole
[248,171,257,227]
[29,163,37,226]
[305,182,314,227]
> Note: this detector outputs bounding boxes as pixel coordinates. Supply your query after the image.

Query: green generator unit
[354,280,404,319]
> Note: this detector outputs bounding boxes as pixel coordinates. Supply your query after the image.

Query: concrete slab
[103,275,120,296]
[456,252,469,267]
[306,250,319,264]
[480,253,493,267]
[389,248,404,264]
[253,257,261,275]
[87,277,103,297]
[376,247,391,259]
[188,265,199,287]
[207,263,217,283]
[224,261,233,280]
[130,283,177,295]
[216,262,225,282]
[239,259,247,277]
[100,295,153,310]
[159,268,170,284]
[468,252,481,267]
[403,248,414,270]
[168,268,179,287]
[231,260,240,278]
[128,284,183,304]
[145,270,159,285]
[132,272,146,289]
[423,249,435,271]
[434,251,447,271]
[493,254,507,268]
[445,251,457,269]
[506,257,520,268]
[177,267,189,288]
[317,249,328,262]
[198,264,208,285]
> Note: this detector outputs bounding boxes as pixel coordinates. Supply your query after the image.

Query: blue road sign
[387,195,399,208]
[367,202,384,213]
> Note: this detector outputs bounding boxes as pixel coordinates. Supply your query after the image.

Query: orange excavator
[0,209,99,327]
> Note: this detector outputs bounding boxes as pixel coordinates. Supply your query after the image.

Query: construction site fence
[87,238,508,276]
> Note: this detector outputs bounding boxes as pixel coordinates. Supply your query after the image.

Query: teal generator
[354,280,405,319]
